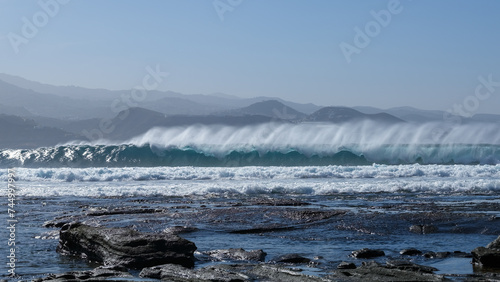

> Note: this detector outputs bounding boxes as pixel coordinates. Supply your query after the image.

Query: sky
[1,0,499,114]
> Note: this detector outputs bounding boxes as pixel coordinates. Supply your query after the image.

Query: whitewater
[1,121,500,167]
[1,121,500,280]
[1,164,499,197]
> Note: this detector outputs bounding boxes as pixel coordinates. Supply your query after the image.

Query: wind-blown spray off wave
[1,121,500,167]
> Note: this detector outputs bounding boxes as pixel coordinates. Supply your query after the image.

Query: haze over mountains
[0,73,499,149]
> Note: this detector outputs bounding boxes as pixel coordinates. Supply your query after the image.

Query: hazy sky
[1,0,499,114]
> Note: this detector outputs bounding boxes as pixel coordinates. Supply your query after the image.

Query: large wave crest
[1,121,500,167]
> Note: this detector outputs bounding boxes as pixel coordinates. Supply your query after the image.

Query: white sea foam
[2,165,499,197]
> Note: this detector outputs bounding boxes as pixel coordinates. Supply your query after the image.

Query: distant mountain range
[305,107,403,123]
[0,73,499,149]
[0,114,81,148]
[0,73,320,118]
[217,100,308,120]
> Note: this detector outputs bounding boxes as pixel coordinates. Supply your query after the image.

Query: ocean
[1,122,499,280]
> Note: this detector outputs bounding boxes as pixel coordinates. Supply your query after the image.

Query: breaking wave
[1,121,499,168]
[0,143,499,168]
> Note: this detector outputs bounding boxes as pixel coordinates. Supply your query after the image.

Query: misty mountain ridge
[90,107,279,140]
[306,107,404,123]
[0,114,82,148]
[0,79,112,119]
[0,74,321,119]
[1,74,500,149]
[217,100,307,120]
[353,106,500,124]
[1,74,498,123]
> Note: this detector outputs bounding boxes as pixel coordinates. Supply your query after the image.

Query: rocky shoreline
[30,222,500,281]
[35,222,447,281]
[5,194,500,281]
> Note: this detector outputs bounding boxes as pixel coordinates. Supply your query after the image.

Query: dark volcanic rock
[424,251,451,259]
[140,264,247,281]
[472,235,500,268]
[162,225,199,235]
[205,248,267,262]
[281,209,346,222]
[436,251,451,258]
[33,265,132,281]
[43,219,73,228]
[43,215,80,228]
[86,208,163,216]
[487,235,500,249]
[423,252,436,258]
[472,248,500,268]
[56,222,197,268]
[400,248,422,256]
[351,248,385,259]
[472,246,500,267]
[328,261,445,281]
[386,260,438,273]
[409,224,438,234]
[452,251,472,258]
[337,262,357,269]
[270,253,311,264]
[251,198,311,206]
[140,263,327,282]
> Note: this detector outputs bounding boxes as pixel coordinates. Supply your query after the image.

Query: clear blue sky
[1,0,499,114]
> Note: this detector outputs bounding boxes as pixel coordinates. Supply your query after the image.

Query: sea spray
[2,121,499,167]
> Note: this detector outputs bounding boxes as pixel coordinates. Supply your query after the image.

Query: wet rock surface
[351,248,385,259]
[250,198,311,206]
[230,224,296,234]
[33,265,132,281]
[385,259,438,273]
[163,225,199,235]
[472,235,500,269]
[205,248,267,262]
[400,248,423,256]
[140,263,328,282]
[56,222,197,268]
[409,224,439,234]
[337,261,357,269]
[424,251,450,259]
[86,207,164,216]
[269,253,311,264]
[139,263,249,281]
[328,261,446,282]
[26,195,500,281]
[487,235,500,249]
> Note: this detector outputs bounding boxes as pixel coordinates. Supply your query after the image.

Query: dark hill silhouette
[305,107,403,123]
[218,100,306,120]
[98,107,280,140]
[0,114,82,149]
